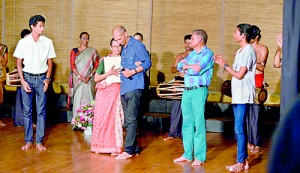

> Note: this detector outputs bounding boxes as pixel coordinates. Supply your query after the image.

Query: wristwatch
[45,78,51,82]
[224,64,229,70]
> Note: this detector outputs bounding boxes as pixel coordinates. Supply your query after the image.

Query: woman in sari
[91,38,124,155]
[69,32,99,118]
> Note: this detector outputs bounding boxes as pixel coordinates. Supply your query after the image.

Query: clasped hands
[213,54,227,68]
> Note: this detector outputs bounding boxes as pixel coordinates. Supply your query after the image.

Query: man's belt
[184,85,207,91]
[23,72,46,76]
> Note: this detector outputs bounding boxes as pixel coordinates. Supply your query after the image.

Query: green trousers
[181,87,208,161]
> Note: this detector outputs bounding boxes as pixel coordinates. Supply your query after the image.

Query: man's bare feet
[226,160,249,172]
[250,146,261,154]
[115,152,132,160]
[0,120,5,127]
[21,142,33,150]
[173,156,191,162]
[163,136,174,141]
[191,159,204,166]
[248,143,254,151]
[111,152,118,156]
[36,144,46,151]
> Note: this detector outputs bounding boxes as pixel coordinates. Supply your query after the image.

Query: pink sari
[91,81,124,153]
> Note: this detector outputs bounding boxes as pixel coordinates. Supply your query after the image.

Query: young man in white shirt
[13,15,56,151]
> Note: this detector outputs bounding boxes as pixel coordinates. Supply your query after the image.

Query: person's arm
[94,60,119,83]
[70,49,87,83]
[122,43,151,78]
[0,45,8,66]
[214,54,247,80]
[17,58,31,93]
[198,51,214,75]
[274,33,282,68]
[171,53,184,73]
[86,51,100,82]
[274,46,282,68]
[256,46,269,72]
[43,58,52,92]
[181,51,213,75]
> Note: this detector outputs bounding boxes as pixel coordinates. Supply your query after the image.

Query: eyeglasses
[81,37,89,40]
[112,45,121,48]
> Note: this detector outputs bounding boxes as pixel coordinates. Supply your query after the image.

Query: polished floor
[0,117,277,173]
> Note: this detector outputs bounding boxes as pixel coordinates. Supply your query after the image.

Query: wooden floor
[0,117,277,173]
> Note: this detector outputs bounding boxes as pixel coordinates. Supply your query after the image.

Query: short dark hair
[79,32,89,39]
[192,29,208,44]
[20,29,31,38]
[110,38,114,46]
[184,34,192,41]
[133,32,143,41]
[237,23,252,43]
[29,15,45,29]
[248,25,261,41]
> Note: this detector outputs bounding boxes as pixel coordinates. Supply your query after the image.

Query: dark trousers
[121,89,142,155]
[168,100,182,137]
[247,104,263,147]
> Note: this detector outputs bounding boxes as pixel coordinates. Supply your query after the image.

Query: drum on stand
[156,80,185,99]
[254,88,268,104]
[221,80,268,104]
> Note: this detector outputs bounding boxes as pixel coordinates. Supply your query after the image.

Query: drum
[254,88,268,104]
[6,69,21,86]
[156,80,185,99]
[221,80,232,97]
[221,80,268,104]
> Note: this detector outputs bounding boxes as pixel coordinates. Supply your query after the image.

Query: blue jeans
[121,89,142,155]
[21,73,47,144]
[181,87,208,161]
[233,104,249,163]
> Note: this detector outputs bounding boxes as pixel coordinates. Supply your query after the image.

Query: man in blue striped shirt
[174,29,214,166]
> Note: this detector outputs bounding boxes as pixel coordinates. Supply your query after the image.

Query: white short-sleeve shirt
[13,33,56,74]
[231,44,256,104]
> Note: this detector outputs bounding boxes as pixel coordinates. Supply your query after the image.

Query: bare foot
[163,136,175,141]
[111,152,118,156]
[36,144,46,151]
[115,152,132,160]
[248,143,254,152]
[250,146,261,154]
[174,156,191,162]
[226,161,249,172]
[191,159,204,166]
[21,142,33,150]
[245,159,249,170]
[0,121,5,127]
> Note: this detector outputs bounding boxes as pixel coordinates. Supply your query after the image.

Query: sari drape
[69,47,98,117]
[91,81,124,153]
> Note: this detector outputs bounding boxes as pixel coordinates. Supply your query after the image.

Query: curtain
[281,0,300,117]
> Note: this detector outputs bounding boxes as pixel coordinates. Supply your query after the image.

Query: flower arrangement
[71,100,94,130]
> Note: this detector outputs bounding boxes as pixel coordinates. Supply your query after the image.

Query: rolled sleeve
[137,44,152,71]
[199,51,214,75]
[177,60,184,72]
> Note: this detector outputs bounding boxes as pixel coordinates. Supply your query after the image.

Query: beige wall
[1,0,283,94]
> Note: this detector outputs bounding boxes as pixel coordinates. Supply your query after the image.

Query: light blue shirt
[120,37,152,95]
[177,46,214,87]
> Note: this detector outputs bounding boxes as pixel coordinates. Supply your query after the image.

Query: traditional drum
[6,69,21,86]
[254,88,268,104]
[220,80,268,104]
[156,80,185,99]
